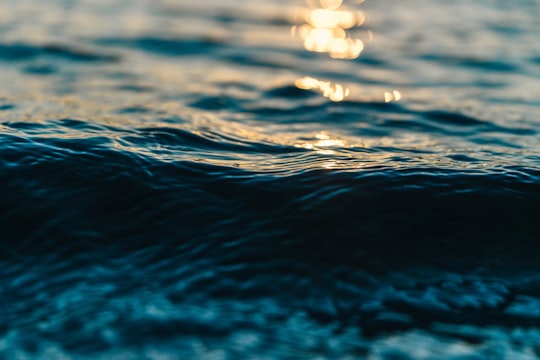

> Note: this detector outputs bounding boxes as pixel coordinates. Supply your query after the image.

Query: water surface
[1,0,540,358]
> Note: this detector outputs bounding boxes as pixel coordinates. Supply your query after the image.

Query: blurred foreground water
[1,0,540,358]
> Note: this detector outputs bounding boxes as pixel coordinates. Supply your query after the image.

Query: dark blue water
[1,0,540,358]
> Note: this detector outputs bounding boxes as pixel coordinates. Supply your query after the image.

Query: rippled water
[1,0,540,358]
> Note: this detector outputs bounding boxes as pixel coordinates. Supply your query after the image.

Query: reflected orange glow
[322,160,337,169]
[295,76,350,102]
[295,132,346,155]
[293,0,366,59]
[315,132,345,147]
[319,0,343,10]
[309,9,357,29]
[384,90,402,103]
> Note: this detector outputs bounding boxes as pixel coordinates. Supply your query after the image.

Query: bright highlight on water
[292,0,402,102]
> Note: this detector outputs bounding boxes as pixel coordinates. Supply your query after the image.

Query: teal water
[1,0,540,358]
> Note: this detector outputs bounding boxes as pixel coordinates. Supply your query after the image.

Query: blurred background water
[1,0,540,358]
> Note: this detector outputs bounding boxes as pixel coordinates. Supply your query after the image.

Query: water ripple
[0,43,119,62]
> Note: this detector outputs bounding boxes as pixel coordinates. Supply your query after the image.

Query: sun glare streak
[293,1,402,103]
[319,0,343,10]
[292,0,370,101]
[384,90,402,103]
[295,132,346,155]
[309,9,357,29]
[295,76,350,102]
[293,0,366,60]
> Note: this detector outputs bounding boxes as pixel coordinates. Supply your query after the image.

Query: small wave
[420,54,518,73]
[94,37,224,57]
[1,122,539,267]
[0,43,119,63]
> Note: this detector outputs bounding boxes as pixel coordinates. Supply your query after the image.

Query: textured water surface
[1,0,540,358]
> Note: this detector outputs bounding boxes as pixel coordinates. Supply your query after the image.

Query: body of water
[1,0,540,358]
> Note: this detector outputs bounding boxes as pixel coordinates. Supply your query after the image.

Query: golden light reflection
[319,0,343,10]
[292,0,366,60]
[295,76,350,102]
[295,132,346,155]
[309,9,357,29]
[384,90,402,103]
[292,1,402,104]
[322,160,337,169]
[315,132,345,146]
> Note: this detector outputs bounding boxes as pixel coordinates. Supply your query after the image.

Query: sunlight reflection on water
[292,0,365,59]
[295,76,350,102]
[292,0,402,103]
